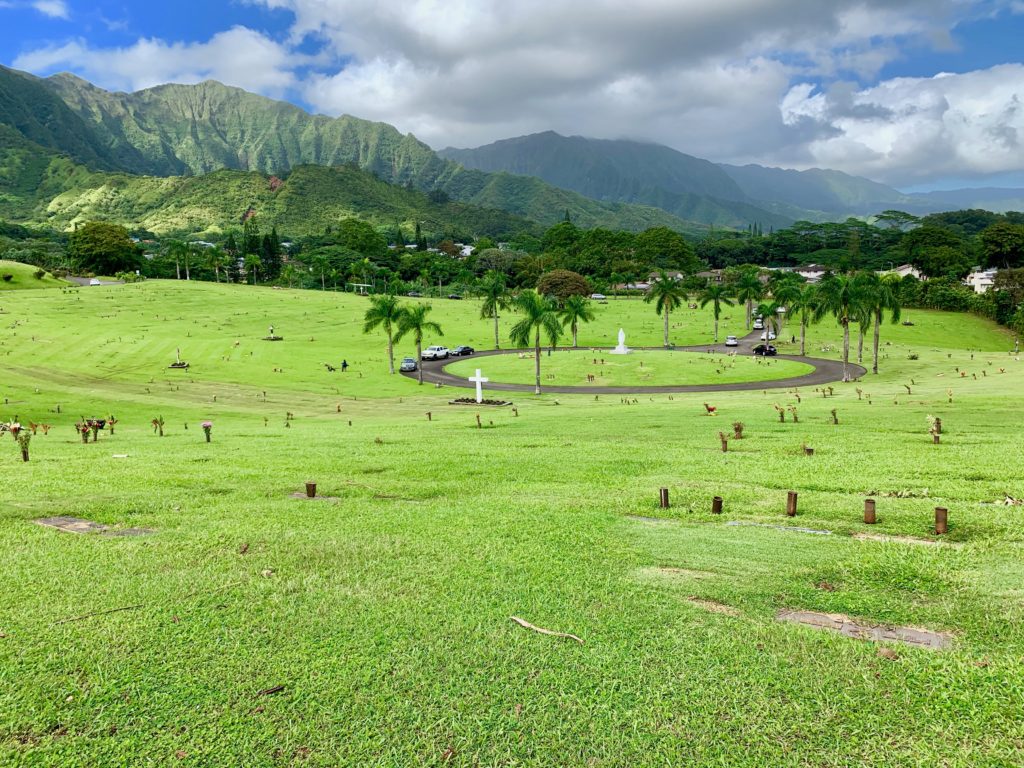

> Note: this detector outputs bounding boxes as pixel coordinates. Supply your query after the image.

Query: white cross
[468,369,489,403]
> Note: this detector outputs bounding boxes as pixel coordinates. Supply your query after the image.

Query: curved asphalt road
[403,329,866,394]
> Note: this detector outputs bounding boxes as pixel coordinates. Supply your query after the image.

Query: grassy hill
[0,280,1022,764]
[0,259,65,290]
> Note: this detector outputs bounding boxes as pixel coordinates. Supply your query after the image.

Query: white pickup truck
[421,345,450,360]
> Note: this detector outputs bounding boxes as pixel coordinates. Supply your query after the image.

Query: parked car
[590,293,606,300]
[447,293,463,300]
[724,335,739,347]
[89,278,102,286]
[753,344,777,356]
[406,291,422,297]
[759,330,777,341]
[421,345,450,360]
[450,345,475,356]
[399,357,418,372]
[752,319,764,330]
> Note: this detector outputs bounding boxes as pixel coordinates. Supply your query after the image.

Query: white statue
[611,328,630,354]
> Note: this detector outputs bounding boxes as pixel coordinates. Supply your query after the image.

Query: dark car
[399,357,418,372]
[753,344,777,356]
[451,345,475,356]
[447,293,463,300]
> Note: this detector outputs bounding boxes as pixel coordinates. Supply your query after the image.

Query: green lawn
[1,280,1023,766]
[447,348,814,387]
[0,260,67,291]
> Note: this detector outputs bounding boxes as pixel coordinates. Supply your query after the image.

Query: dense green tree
[67,222,140,275]
[509,290,563,395]
[635,226,701,272]
[242,217,261,256]
[698,283,734,342]
[980,221,1024,269]
[900,226,973,278]
[394,304,443,385]
[537,269,592,303]
[559,295,596,347]
[362,294,404,375]
[644,270,687,347]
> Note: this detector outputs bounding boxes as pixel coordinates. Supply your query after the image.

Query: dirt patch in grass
[34,517,153,537]
[726,521,833,536]
[637,566,717,580]
[777,609,953,649]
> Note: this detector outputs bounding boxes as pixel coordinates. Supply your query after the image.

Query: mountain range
[0,63,1021,239]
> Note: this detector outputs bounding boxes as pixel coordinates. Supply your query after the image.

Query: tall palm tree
[698,283,734,342]
[362,294,403,374]
[644,270,687,347]
[206,246,227,283]
[816,272,868,382]
[509,290,563,395]
[244,252,262,286]
[479,270,511,349]
[769,274,803,338]
[867,273,902,374]
[394,304,443,385]
[166,239,187,280]
[789,284,819,356]
[559,295,595,347]
[733,270,764,329]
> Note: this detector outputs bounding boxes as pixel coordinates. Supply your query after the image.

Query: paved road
[403,329,866,394]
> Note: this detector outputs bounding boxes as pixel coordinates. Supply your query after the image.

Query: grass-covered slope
[0,259,65,290]
[1,283,1022,765]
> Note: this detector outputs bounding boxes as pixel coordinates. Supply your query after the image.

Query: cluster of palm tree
[362,295,442,384]
[690,269,902,381]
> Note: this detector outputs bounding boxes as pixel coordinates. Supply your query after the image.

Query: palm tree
[206,246,227,283]
[733,271,764,329]
[478,270,511,349]
[166,239,187,280]
[789,284,819,356]
[310,252,331,290]
[509,290,563,395]
[644,270,687,347]
[362,294,403,374]
[244,252,263,285]
[754,301,780,343]
[816,272,868,382]
[559,295,596,347]
[769,274,802,338]
[394,304,443,385]
[698,283,734,342]
[866,273,902,374]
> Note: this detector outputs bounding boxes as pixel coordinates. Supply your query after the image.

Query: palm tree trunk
[746,300,752,329]
[386,327,395,375]
[842,320,850,382]
[663,307,670,347]
[573,321,578,348]
[494,313,500,349]
[321,271,326,291]
[175,259,181,280]
[185,257,190,281]
[416,339,423,384]
[713,312,719,343]
[800,317,806,356]
[857,324,864,363]
[534,328,541,395]
[872,311,881,374]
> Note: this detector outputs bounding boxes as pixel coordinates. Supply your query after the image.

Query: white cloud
[10,0,1024,185]
[32,0,68,19]
[780,64,1024,184]
[13,26,297,95]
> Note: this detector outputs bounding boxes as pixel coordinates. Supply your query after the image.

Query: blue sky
[4,1,1024,189]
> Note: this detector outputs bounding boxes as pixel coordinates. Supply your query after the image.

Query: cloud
[13,26,297,95]
[32,0,68,18]
[781,64,1024,184]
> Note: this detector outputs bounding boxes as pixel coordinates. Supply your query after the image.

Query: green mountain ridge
[439,132,793,229]
[9,68,705,234]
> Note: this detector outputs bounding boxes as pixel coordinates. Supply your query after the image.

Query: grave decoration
[202,421,213,442]
[169,347,189,369]
[263,324,283,341]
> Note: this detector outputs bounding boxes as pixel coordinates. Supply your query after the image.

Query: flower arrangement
[17,429,30,461]
[202,421,213,443]
[151,416,165,437]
